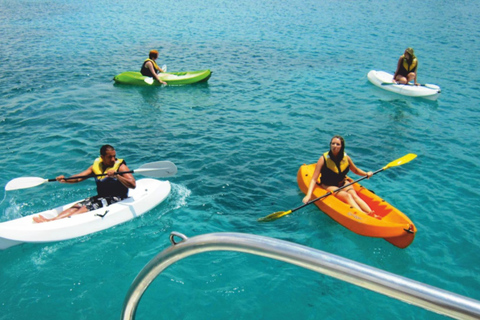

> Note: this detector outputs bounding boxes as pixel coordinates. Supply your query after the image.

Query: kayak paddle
[258,154,417,222]
[5,161,177,191]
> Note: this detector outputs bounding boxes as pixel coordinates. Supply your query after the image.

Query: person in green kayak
[393,47,419,85]
[140,49,167,85]
[33,145,136,223]
[302,135,376,216]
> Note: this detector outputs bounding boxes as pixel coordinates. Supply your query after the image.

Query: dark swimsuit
[398,58,417,77]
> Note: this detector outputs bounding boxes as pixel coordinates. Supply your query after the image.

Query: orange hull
[297,164,416,248]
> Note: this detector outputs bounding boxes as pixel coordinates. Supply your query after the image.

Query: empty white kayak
[0,178,171,250]
[368,70,441,100]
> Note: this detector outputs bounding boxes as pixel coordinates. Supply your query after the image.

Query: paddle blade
[5,177,48,191]
[383,154,417,170]
[258,210,292,222]
[144,77,154,85]
[162,64,167,72]
[134,161,177,178]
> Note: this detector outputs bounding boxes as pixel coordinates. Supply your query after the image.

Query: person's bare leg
[33,205,88,223]
[395,75,408,84]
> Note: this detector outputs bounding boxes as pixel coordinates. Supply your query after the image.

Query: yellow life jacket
[144,58,160,72]
[92,158,124,180]
[320,152,350,186]
[402,57,417,72]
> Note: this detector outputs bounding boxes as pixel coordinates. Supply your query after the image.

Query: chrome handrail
[121,232,480,319]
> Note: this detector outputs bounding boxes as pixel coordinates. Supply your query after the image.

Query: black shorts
[77,195,124,211]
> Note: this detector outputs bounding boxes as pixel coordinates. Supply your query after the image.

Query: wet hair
[329,135,345,162]
[149,50,159,59]
[100,144,115,156]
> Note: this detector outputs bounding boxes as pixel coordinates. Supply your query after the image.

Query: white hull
[0,178,171,250]
[367,70,441,101]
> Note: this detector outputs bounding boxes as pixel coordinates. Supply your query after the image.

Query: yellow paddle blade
[258,210,292,222]
[383,153,417,170]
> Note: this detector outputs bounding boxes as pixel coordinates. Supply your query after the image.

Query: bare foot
[33,215,48,223]
[368,211,381,219]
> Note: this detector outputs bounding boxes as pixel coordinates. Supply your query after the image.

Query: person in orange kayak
[393,47,418,85]
[33,145,136,223]
[302,135,375,215]
[140,49,167,85]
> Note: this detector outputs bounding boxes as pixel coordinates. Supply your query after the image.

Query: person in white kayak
[393,47,419,85]
[33,145,136,223]
[140,49,167,85]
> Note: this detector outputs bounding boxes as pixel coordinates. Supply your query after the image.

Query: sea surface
[1,0,479,319]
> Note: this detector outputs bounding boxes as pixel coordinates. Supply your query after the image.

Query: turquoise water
[1,0,480,319]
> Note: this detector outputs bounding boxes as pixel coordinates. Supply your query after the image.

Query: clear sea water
[1,0,479,319]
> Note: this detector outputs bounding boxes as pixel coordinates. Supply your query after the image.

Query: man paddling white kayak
[33,144,136,223]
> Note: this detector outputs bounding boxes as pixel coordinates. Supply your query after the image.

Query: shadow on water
[378,99,419,121]
[370,90,440,122]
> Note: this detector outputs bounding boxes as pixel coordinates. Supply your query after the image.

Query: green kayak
[113,69,211,86]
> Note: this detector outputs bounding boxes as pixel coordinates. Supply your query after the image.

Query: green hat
[405,47,415,57]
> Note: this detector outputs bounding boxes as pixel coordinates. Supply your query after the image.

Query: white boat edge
[0,178,171,250]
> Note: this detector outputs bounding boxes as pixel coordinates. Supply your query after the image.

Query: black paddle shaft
[48,170,135,182]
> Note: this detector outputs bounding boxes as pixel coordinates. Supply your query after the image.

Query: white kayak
[367,70,441,101]
[0,178,171,250]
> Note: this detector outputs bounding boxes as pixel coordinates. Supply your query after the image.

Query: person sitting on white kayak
[302,135,377,217]
[33,145,136,223]
[393,47,419,85]
[140,49,167,85]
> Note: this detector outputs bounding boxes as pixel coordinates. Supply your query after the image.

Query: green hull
[113,69,211,86]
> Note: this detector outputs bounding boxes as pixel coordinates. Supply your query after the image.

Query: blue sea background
[1,0,479,319]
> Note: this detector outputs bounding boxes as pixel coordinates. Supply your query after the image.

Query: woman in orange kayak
[302,135,375,215]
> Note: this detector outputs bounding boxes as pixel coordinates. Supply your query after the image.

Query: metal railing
[121,232,480,319]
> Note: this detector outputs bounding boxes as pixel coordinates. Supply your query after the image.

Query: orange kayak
[297,163,416,248]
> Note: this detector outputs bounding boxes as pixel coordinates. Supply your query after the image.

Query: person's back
[141,60,157,77]
[140,49,167,85]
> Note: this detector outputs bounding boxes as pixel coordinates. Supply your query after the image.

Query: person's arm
[302,156,324,204]
[56,166,94,183]
[413,62,419,85]
[106,163,136,189]
[147,61,167,85]
[393,56,403,82]
[347,156,372,178]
